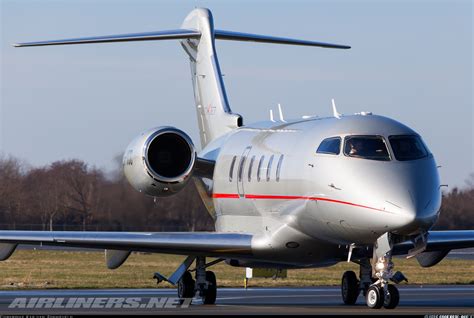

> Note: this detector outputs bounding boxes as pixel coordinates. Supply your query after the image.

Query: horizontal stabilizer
[14,29,200,47]
[214,29,350,49]
[14,29,350,50]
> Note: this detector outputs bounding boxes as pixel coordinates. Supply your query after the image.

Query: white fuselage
[197,114,441,266]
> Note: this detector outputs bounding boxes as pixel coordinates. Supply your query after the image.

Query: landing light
[375,261,386,271]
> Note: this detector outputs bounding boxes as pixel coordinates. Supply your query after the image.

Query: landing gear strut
[366,232,400,309]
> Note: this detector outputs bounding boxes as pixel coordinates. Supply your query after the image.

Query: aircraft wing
[392,230,474,267]
[0,231,253,261]
[393,230,474,254]
[419,230,474,251]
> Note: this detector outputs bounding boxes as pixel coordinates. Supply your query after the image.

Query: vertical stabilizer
[180,9,242,148]
[14,7,350,149]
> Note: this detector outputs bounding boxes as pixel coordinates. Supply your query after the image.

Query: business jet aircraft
[2,8,473,309]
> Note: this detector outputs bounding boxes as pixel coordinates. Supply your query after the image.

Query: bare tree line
[0,155,472,231]
[434,173,474,230]
[0,156,213,231]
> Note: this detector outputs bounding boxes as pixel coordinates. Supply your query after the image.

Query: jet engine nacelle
[123,126,196,197]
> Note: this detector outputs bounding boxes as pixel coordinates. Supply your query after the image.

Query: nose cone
[394,189,439,235]
[385,158,441,235]
[330,151,442,238]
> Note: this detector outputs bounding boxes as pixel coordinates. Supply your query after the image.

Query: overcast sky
[1,0,472,188]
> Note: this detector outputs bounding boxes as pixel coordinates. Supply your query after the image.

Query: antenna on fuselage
[278,103,287,122]
[269,109,275,122]
[332,98,341,119]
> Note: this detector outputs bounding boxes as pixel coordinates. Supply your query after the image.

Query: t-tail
[14,8,350,148]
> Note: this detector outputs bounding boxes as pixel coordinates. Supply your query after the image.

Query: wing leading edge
[0,231,253,261]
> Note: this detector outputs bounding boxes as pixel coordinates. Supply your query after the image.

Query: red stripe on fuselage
[212,193,240,199]
[212,193,386,212]
[244,194,309,200]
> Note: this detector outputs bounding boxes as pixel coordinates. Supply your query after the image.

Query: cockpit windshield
[389,135,428,161]
[344,136,390,161]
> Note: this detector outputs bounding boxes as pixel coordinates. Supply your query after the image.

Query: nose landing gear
[366,285,383,308]
[341,233,404,309]
[368,233,401,309]
[364,281,400,309]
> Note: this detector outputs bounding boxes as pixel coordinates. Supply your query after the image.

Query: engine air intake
[147,132,193,179]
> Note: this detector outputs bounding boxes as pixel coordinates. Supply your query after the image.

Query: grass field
[0,250,472,289]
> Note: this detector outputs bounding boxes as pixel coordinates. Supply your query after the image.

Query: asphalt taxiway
[0,285,472,315]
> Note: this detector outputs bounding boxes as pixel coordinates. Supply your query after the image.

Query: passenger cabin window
[229,156,237,182]
[248,155,256,182]
[317,137,341,155]
[276,155,284,182]
[237,155,246,182]
[266,155,274,182]
[257,155,265,182]
[389,135,429,161]
[344,136,390,161]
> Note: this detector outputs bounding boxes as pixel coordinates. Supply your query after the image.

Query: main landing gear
[341,233,406,309]
[177,256,217,305]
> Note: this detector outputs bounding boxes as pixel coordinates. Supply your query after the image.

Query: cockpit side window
[317,137,341,155]
[344,136,390,161]
[389,135,429,161]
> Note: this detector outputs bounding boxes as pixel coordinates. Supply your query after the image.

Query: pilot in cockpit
[348,140,361,156]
